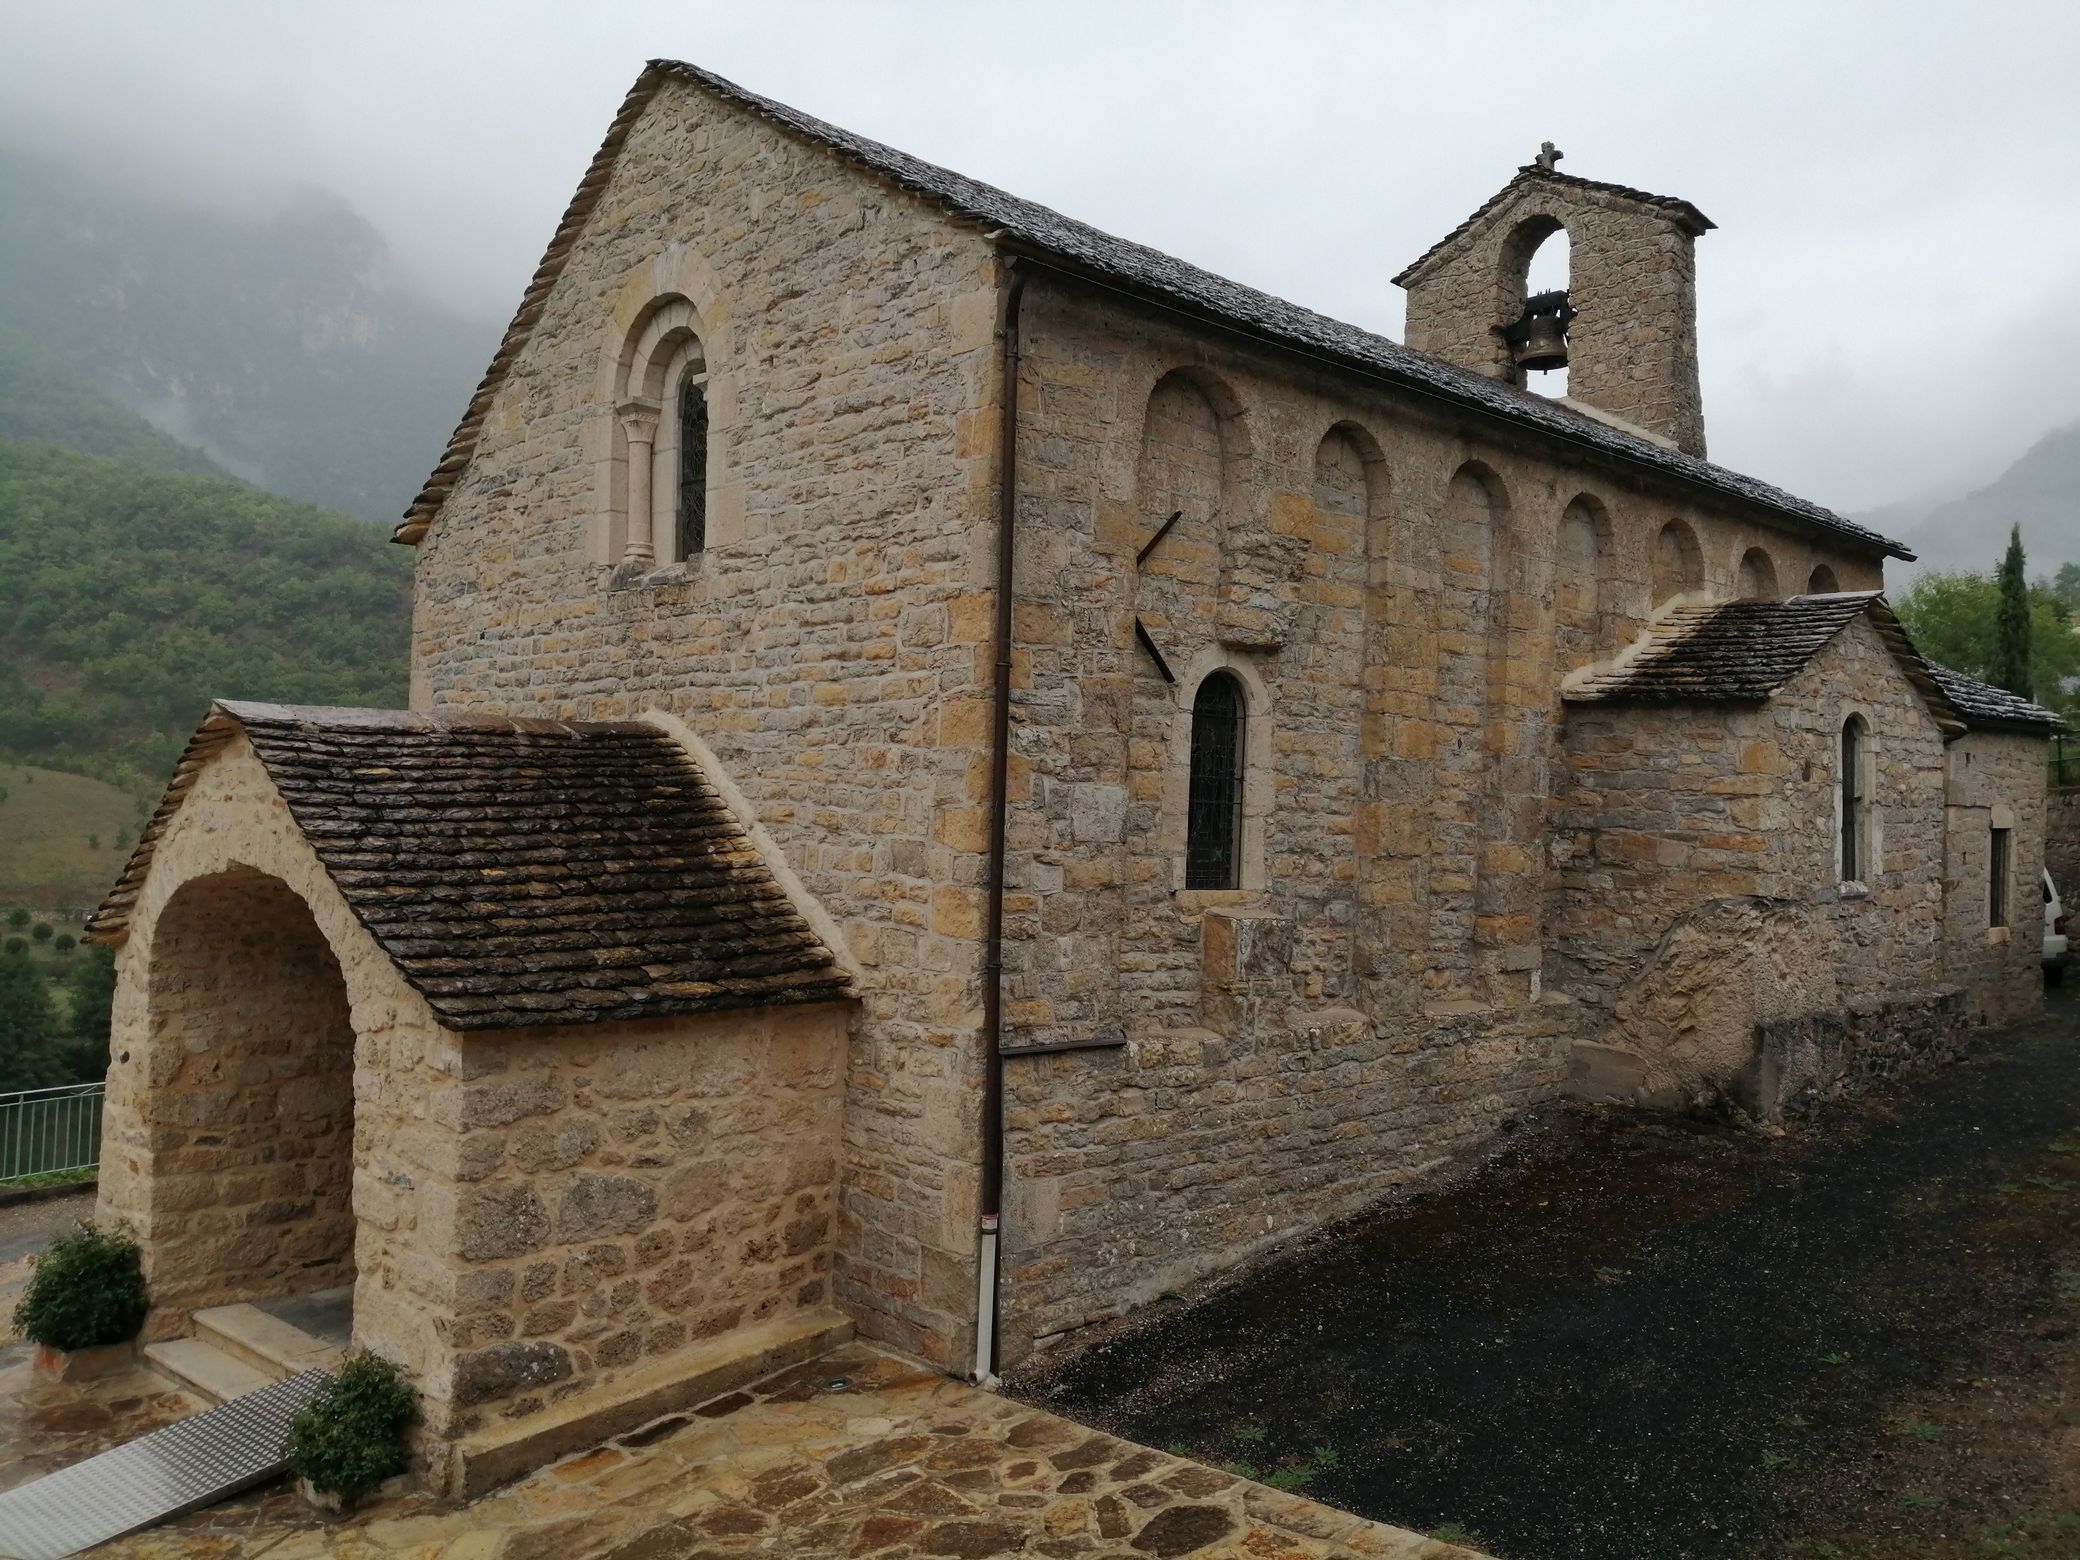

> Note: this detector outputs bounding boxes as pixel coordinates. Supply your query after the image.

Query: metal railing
[0,1082,105,1184]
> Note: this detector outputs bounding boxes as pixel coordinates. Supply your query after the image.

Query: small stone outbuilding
[87,702,855,1488]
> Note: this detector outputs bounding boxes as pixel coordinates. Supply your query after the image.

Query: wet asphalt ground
[1015,988,2080,1560]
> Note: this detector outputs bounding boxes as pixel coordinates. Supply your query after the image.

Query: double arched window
[611,298,711,567]
[1185,672,1246,889]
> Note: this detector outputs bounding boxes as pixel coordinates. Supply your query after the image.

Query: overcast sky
[4,0,2078,516]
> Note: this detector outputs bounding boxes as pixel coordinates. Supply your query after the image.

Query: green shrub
[13,1222,148,1350]
[4,908,26,929]
[1,937,22,956]
[30,923,50,943]
[52,934,74,953]
[284,1352,417,1503]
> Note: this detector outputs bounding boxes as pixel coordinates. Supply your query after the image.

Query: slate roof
[1925,663,2065,733]
[394,60,1909,563]
[1565,592,1967,736]
[89,703,852,1030]
[1391,164,1715,286]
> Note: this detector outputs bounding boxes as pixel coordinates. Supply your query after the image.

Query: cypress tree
[1993,525,2033,698]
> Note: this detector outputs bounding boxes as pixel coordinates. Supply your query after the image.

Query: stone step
[192,1301,344,1380]
[142,1338,274,1405]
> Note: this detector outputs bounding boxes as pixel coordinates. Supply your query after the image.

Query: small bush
[3,908,26,929]
[285,1352,417,1504]
[2,936,23,955]
[30,923,51,943]
[52,934,74,953]
[13,1222,149,1351]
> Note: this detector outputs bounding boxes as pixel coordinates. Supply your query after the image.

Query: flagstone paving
[45,1342,1486,1558]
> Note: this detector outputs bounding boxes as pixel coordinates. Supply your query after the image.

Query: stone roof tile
[1564,592,1968,737]
[394,60,1909,564]
[88,703,851,1030]
[1925,663,2065,733]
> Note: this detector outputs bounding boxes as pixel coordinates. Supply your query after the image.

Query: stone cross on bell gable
[1534,142,1563,172]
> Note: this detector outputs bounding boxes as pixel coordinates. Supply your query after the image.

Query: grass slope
[0,436,411,790]
[0,763,141,911]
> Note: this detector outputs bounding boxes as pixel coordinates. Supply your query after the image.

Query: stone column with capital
[617,400,662,566]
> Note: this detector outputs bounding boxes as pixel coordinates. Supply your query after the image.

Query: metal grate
[678,378,708,557]
[0,1368,330,1558]
[1185,672,1245,889]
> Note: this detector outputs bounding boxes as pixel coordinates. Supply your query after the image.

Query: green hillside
[0,436,411,790]
[0,324,221,477]
[0,763,143,910]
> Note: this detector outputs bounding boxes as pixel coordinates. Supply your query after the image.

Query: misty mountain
[0,150,497,523]
[0,322,223,476]
[1867,421,2080,580]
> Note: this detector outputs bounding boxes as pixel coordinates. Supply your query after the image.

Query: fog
[4,0,2077,514]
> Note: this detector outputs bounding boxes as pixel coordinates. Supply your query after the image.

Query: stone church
[87,60,2059,1488]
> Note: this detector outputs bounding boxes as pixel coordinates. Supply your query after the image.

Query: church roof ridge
[395,59,1909,564]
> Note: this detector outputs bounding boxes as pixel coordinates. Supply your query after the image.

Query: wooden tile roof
[88,703,852,1030]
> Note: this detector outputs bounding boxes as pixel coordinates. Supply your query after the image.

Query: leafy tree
[2049,563,2080,613]
[29,922,49,943]
[1894,570,2080,717]
[3,908,25,929]
[2,936,24,956]
[1994,526,2033,698]
[61,943,114,1073]
[51,934,73,954]
[0,950,67,1090]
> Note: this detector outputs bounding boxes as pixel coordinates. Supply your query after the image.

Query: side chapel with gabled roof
[89,61,2060,1489]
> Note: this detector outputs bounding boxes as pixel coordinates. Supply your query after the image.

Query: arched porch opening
[139,866,357,1319]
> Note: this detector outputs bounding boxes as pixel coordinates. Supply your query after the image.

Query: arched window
[1185,672,1246,890]
[1839,714,1869,882]
[1737,547,1779,600]
[676,372,708,558]
[1807,563,1840,594]
[609,297,711,568]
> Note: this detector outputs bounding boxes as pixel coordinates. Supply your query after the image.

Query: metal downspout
[973,258,1028,1387]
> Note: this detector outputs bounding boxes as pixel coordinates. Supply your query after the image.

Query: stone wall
[419,1004,847,1437]
[1551,617,2013,1116]
[1945,731,2051,1025]
[111,865,356,1320]
[1399,172,1709,456]
[987,275,1882,1354]
[2048,784,2080,903]
[406,75,1002,1367]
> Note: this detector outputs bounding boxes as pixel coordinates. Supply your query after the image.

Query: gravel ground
[1013,988,2080,1560]
[0,1188,93,1268]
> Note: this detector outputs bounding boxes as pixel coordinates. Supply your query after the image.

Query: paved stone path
[54,1343,1482,1558]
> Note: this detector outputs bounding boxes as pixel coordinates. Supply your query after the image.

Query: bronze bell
[1504,289,1577,373]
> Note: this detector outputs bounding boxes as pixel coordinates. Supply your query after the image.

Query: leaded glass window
[1186,672,1246,890]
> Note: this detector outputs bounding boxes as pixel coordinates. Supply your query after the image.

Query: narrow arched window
[1840,715,1868,882]
[677,375,708,559]
[1186,672,1246,890]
